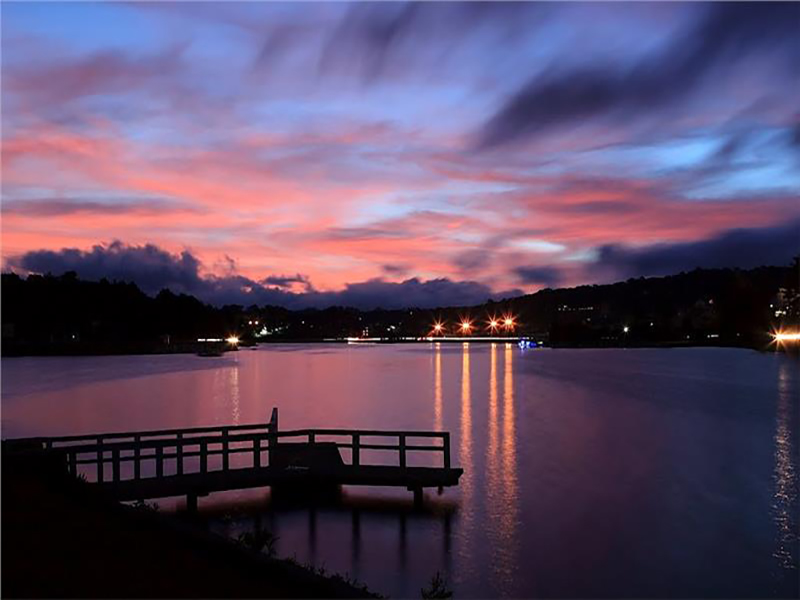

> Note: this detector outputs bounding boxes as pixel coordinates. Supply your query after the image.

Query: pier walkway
[3,409,463,509]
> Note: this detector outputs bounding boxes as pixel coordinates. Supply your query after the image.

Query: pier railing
[6,408,452,486]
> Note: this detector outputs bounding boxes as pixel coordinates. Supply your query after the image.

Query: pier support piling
[413,487,423,509]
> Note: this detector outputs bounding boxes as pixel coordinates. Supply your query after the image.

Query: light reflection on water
[433,343,442,432]
[2,345,798,598]
[458,342,475,582]
[773,360,798,579]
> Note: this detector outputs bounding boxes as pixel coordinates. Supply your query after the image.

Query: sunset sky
[2,2,799,308]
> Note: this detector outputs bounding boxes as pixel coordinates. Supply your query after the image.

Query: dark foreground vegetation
[2,260,798,355]
[1,450,376,599]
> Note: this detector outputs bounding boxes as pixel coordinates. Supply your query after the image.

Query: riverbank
[2,453,377,599]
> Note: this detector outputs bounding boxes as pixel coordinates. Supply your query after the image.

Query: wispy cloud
[2,2,797,299]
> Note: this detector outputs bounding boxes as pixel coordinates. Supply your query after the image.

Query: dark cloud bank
[9,217,798,310]
[514,266,562,287]
[592,217,800,280]
[8,241,520,310]
[512,218,800,287]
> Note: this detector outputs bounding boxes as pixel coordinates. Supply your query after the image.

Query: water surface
[3,345,798,598]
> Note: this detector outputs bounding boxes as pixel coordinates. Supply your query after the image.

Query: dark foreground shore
[2,453,377,599]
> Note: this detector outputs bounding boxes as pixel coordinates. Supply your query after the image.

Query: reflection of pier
[213,492,457,584]
[3,408,463,511]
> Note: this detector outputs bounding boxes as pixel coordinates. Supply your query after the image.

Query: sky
[1,2,799,309]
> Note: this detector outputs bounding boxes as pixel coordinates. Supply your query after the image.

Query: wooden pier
[3,409,463,510]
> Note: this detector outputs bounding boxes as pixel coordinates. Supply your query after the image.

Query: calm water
[2,345,798,598]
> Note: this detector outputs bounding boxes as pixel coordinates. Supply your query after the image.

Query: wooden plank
[443,433,451,469]
[31,428,445,456]
[38,421,274,444]
[95,464,464,502]
[358,443,441,452]
[52,430,277,454]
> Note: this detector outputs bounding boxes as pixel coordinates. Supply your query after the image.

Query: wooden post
[68,450,77,477]
[443,433,450,469]
[268,434,275,467]
[399,434,406,469]
[134,436,141,480]
[269,407,279,432]
[112,448,120,482]
[222,429,229,471]
[177,433,184,475]
[97,438,104,483]
[186,493,198,514]
[309,432,316,445]
[200,441,208,473]
[156,445,164,478]
[353,433,360,466]
[268,408,278,467]
[254,437,261,468]
[413,487,423,509]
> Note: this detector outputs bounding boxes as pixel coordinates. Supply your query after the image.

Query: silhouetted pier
[3,409,462,510]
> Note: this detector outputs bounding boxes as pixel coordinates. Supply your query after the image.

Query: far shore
[1,337,784,358]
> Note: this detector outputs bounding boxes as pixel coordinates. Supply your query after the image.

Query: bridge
[3,409,463,511]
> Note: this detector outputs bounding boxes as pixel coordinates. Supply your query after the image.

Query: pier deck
[3,409,463,508]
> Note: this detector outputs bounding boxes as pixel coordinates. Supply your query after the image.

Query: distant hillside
[500,264,798,346]
[2,262,798,355]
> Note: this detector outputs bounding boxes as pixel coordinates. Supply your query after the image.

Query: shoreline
[1,338,784,358]
[1,452,379,599]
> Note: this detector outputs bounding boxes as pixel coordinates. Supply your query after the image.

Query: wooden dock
[3,409,463,510]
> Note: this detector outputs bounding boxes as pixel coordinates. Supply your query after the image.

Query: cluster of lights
[430,314,517,336]
[197,336,240,345]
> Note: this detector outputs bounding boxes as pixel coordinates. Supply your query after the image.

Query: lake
[2,344,798,598]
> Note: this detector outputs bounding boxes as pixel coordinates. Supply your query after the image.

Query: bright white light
[226,336,239,345]
[774,331,800,342]
[623,326,630,333]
